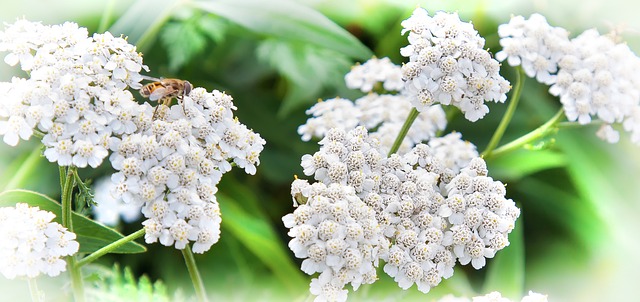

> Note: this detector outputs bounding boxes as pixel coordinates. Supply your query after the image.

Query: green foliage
[256,39,352,116]
[217,178,307,294]
[0,190,146,254]
[193,0,372,60]
[85,264,178,302]
[161,12,228,72]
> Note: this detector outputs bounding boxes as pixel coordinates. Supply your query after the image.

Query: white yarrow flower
[287,127,520,298]
[0,203,79,279]
[0,19,148,168]
[110,88,264,253]
[401,8,510,122]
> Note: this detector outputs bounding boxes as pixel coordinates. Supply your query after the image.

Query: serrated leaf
[197,15,228,43]
[0,189,146,254]
[217,192,307,294]
[161,20,207,71]
[482,213,524,299]
[85,264,173,302]
[193,0,372,60]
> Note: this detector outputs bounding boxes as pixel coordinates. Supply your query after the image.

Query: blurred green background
[1,0,639,301]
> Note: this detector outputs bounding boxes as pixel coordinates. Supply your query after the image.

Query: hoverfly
[139,76,193,118]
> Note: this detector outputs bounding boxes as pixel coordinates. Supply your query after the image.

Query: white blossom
[0,203,79,279]
[110,88,264,253]
[345,57,404,92]
[496,14,571,84]
[287,127,520,298]
[0,19,148,168]
[400,8,510,122]
[92,177,142,226]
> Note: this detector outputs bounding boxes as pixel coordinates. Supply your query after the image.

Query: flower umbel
[110,88,265,253]
[400,8,510,122]
[0,20,148,168]
[287,127,519,300]
[0,203,79,279]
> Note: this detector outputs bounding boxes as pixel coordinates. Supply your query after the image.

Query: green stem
[61,167,75,230]
[28,278,43,302]
[60,166,85,302]
[388,108,420,156]
[481,66,525,158]
[182,245,208,302]
[3,148,41,191]
[76,229,146,268]
[66,257,85,302]
[485,109,565,159]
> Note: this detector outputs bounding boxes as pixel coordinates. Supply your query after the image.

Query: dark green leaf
[0,189,146,254]
[483,212,525,299]
[193,0,372,60]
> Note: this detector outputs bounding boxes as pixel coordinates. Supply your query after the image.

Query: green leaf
[217,192,307,294]
[193,0,372,60]
[197,15,228,43]
[488,149,567,181]
[161,20,208,72]
[482,212,525,299]
[0,189,146,254]
[108,0,182,52]
[85,264,175,302]
[256,39,351,116]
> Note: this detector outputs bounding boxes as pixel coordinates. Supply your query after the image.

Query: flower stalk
[484,109,565,159]
[388,108,420,156]
[76,229,146,268]
[481,66,526,158]
[182,245,208,302]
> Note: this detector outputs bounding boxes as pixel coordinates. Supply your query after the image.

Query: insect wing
[149,87,168,101]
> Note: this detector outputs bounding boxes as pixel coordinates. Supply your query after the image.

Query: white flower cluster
[344,57,404,92]
[496,14,640,145]
[286,127,519,301]
[92,177,142,226]
[284,180,389,302]
[400,8,510,122]
[438,291,548,302]
[110,88,265,253]
[298,57,447,154]
[496,14,570,85]
[0,203,79,279]
[0,19,147,168]
[428,132,479,173]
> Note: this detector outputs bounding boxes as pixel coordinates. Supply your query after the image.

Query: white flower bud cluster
[400,8,510,122]
[344,57,404,92]
[437,290,548,302]
[0,203,79,279]
[287,127,519,300]
[283,180,390,302]
[0,20,148,168]
[428,132,479,173]
[496,14,571,84]
[496,14,640,145]
[298,57,447,154]
[110,89,265,253]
